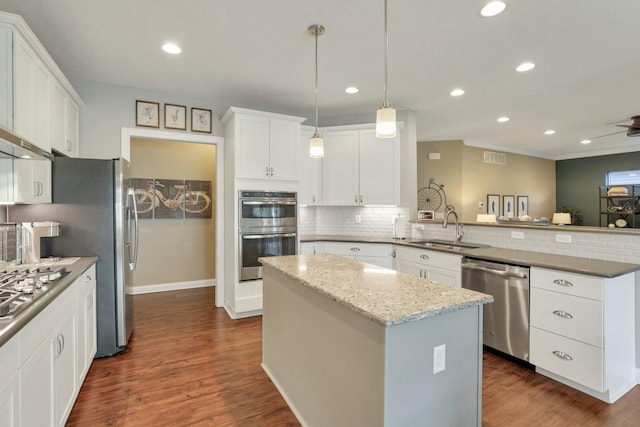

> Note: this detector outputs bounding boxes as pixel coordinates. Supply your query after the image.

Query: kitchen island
[260,254,493,427]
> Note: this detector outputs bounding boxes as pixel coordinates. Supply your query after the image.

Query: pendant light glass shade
[309,134,324,158]
[376,105,396,138]
[376,0,396,138]
[309,24,325,157]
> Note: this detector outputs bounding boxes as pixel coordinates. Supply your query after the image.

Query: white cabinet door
[64,97,79,157]
[0,336,19,427]
[12,159,51,203]
[0,26,12,130]
[394,246,462,287]
[298,127,322,205]
[322,130,359,205]
[54,306,77,427]
[236,115,270,180]
[77,265,97,385]
[358,129,399,205]
[269,118,298,181]
[50,79,79,157]
[20,329,55,427]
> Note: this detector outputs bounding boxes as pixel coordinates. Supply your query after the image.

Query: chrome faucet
[442,206,464,241]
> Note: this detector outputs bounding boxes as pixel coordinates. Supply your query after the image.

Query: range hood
[0,126,53,161]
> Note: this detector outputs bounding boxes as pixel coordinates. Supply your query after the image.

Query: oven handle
[241,200,297,206]
[242,233,297,239]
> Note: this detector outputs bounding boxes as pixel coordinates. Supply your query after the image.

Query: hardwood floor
[67,287,640,426]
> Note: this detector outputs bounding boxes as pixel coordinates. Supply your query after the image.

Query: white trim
[132,279,215,295]
[120,126,225,308]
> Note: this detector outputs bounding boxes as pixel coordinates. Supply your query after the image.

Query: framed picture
[191,107,212,133]
[136,100,159,128]
[487,194,500,216]
[502,195,515,218]
[517,196,529,217]
[164,104,187,130]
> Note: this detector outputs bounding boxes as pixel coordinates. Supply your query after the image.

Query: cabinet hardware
[350,247,360,252]
[355,195,358,203]
[87,294,93,310]
[552,310,573,319]
[420,254,430,260]
[60,333,65,353]
[85,275,92,282]
[553,279,573,287]
[359,195,363,204]
[391,250,396,258]
[312,195,316,203]
[270,167,274,177]
[552,350,573,361]
[266,166,270,177]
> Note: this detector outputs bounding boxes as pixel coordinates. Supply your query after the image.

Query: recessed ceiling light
[450,88,465,97]
[544,130,556,135]
[345,86,359,94]
[480,1,507,17]
[516,62,535,72]
[162,43,182,54]
[580,139,592,144]
[497,116,510,123]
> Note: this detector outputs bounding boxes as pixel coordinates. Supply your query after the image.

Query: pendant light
[376,0,396,138]
[309,24,325,158]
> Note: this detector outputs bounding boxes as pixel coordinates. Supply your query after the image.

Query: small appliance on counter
[20,221,60,264]
[393,214,407,239]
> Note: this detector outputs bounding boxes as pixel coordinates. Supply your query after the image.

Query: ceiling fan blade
[590,130,627,140]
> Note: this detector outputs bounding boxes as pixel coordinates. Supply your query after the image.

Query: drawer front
[530,327,603,392]
[530,288,602,347]
[323,242,391,257]
[0,335,19,386]
[531,267,603,301]
[395,246,461,270]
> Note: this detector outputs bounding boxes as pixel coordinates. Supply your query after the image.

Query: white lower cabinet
[323,241,393,269]
[299,241,324,255]
[0,262,97,427]
[394,246,462,287]
[529,267,635,403]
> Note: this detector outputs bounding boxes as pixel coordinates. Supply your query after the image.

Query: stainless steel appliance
[20,221,60,264]
[461,258,530,361]
[0,265,68,319]
[238,191,297,281]
[10,158,139,357]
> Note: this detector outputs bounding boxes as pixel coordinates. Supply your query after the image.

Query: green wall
[556,152,640,226]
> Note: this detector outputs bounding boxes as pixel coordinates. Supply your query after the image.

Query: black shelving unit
[599,185,640,228]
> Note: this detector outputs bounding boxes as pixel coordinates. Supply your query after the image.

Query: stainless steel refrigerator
[10,157,139,357]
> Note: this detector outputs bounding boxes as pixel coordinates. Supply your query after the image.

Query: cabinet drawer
[395,246,461,270]
[531,267,603,301]
[530,327,603,392]
[323,242,391,257]
[0,335,18,386]
[530,288,602,347]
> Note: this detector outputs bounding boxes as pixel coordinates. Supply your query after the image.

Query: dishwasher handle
[462,262,529,279]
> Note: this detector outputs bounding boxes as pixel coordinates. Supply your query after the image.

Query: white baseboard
[132,279,215,295]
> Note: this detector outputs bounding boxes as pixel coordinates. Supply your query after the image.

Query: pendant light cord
[383,0,390,108]
[314,27,320,136]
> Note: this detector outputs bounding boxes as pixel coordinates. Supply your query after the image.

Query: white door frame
[121,127,225,307]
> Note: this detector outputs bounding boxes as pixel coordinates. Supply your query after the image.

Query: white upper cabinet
[322,125,400,206]
[0,12,82,158]
[222,107,305,183]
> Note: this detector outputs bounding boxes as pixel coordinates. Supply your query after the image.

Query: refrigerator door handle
[127,187,139,270]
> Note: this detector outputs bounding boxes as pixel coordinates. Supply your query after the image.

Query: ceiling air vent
[484,151,506,165]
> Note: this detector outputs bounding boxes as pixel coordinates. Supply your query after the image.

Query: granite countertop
[260,253,493,327]
[301,235,640,278]
[0,256,98,348]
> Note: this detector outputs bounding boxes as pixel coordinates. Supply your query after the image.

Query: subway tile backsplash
[301,206,640,265]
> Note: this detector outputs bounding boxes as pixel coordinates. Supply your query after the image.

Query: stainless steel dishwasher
[462,258,530,362]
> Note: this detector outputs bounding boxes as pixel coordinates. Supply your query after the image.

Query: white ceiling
[1,0,639,160]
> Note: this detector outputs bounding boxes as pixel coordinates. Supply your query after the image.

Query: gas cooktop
[0,266,69,320]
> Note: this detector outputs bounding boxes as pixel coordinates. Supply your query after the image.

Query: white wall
[71,78,225,158]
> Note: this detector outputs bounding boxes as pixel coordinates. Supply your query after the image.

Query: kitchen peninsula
[260,253,492,427]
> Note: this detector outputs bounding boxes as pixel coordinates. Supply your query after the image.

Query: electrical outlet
[433,344,446,374]
[354,214,361,224]
[511,231,524,239]
[555,234,572,244]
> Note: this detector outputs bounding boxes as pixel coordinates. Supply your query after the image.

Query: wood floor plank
[66,287,640,426]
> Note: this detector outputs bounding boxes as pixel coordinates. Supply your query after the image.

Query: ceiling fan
[588,116,640,141]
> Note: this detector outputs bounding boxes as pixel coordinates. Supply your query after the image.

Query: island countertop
[259,253,493,327]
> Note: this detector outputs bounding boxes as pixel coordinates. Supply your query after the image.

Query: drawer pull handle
[552,310,573,319]
[350,247,360,252]
[552,350,573,361]
[420,254,430,260]
[553,279,573,287]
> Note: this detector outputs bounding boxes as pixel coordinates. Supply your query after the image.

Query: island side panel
[383,306,482,426]
[262,266,386,427]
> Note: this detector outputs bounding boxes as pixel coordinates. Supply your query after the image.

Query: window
[606,170,640,186]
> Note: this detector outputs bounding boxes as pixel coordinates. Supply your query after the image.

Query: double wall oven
[239,191,297,281]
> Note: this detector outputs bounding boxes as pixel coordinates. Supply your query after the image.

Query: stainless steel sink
[413,239,489,250]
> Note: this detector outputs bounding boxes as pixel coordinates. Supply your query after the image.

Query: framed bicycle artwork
[132,177,213,219]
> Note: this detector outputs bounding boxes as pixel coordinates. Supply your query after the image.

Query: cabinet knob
[552,350,573,361]
[85,275,92,282]
[552,310,573,319]
[420,254,430,260]
[552,279,573,287]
